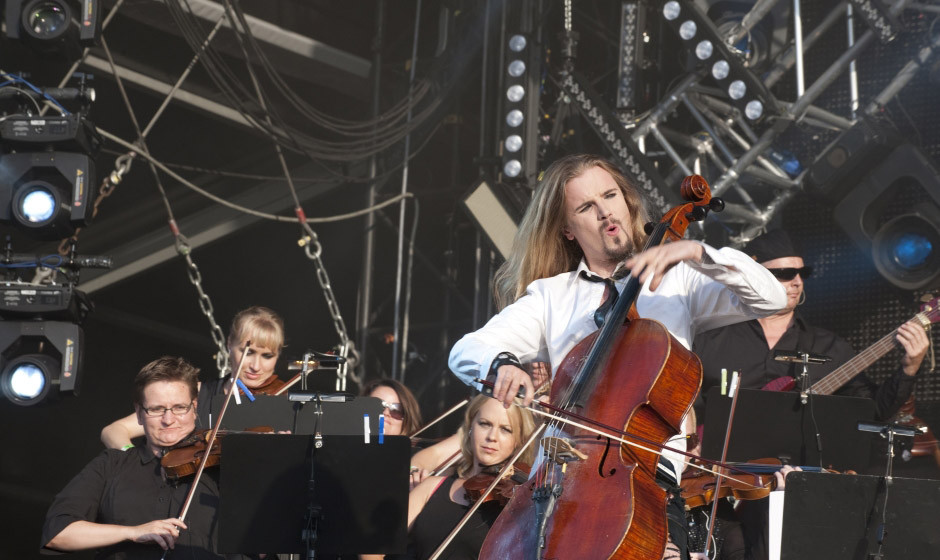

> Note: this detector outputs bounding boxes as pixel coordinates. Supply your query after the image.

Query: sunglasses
[381,401,405,421]
[766,266,813,281]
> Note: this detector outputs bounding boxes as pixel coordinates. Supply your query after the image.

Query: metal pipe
[865,28,940,113]
[681,94,736,164]
[793,0,806,96]
[765,1,846,88]
[847,4,860,118]
[632,73,700,141]
[649,124,693,176]
[728,0,785,44]
[356,0,385,386]
[392,0,423,381]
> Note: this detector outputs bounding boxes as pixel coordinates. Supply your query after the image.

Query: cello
[479,175,722,560]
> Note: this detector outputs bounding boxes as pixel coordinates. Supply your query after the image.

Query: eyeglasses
[766,266,813,281]
[381,401,404,421]
[142,402,194,417]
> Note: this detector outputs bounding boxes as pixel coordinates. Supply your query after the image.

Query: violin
[463,461,531,506]
[161,426,273,481]
[680,457,845,508]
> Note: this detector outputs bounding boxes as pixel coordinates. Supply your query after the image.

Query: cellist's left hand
[624,241,705,291]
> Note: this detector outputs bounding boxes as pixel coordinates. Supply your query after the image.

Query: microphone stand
[798,351,811,405]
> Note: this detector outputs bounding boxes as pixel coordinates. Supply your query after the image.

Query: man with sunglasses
[693,229,928,421]
[41,356,245,559]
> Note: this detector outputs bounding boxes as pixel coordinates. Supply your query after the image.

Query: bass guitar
[761,296,939,394]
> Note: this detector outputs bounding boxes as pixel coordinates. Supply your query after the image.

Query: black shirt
[393,475,502,560]
[41,442,236,559]
[692,314,916,421]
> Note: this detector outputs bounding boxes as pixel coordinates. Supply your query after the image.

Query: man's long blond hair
[493,154,650,309]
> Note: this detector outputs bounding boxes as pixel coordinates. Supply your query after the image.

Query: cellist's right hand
[493,364,534,408]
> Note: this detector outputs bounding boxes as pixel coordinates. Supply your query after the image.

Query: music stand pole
[857,421,920,559]
[302,394,325,559]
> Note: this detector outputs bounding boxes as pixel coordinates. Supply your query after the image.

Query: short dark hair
[359,378,423,436]
[133,356,200,406]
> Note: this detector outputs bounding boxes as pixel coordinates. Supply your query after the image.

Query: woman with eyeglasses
[366,394,536,560]
[101,306,287,450]
[360,378,423,437]
[42,357,251,558]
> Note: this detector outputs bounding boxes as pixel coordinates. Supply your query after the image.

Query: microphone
[287,353,346,370]
[772,350,831,364]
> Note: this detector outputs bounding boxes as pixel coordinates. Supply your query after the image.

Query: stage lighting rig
[4,0,102,56]
[660,0,778,122]
[0,80,100,242]
[0,246,106,406]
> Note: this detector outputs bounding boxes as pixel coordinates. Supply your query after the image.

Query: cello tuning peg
[644,222,655,235]
[709,198,725,212]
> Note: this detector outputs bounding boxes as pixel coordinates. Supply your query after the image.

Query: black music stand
[220,433,409,556]
[701,387,875,471]
[217,394,386,436]
[780,471,940,559]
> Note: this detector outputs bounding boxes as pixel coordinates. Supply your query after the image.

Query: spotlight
[872,211,940,291]
[0,112,100,241]
[830,144,940,290]
[0,320,83,406]
[4,0,101,55]
[499,23,536,183]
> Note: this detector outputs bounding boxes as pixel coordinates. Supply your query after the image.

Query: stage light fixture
[501,32,529,181]
[0,112,100,241]
[4,0,101,55]
[829,144,940,290]
[0,320,82,406]
[660,0,779,122]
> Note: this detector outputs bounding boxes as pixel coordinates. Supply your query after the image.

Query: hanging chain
[176,231,231,377]
[298,218,360,390]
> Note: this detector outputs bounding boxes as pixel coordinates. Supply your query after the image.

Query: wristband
[489,352,523,379]
[120,444,134,451]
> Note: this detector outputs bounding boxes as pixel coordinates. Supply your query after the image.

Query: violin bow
[160,341,252,559]
[427,424,546,560]
[411,397,471,438]
[474,379,765,486]
[703,370,742,558]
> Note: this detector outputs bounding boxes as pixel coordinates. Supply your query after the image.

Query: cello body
[479,318,702,559]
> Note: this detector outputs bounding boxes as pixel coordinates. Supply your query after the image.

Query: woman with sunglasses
[360,378,423,437]
[101,306,287,450]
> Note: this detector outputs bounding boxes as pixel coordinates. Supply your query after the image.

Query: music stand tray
[701,387,875,471]
[781,471,940,559]
[220,433,409,555]
[218,394,386,435]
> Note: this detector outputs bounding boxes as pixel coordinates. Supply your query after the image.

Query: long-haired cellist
[448,153,787,558]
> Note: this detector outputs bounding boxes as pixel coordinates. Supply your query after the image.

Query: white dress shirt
[448,241,787,480]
